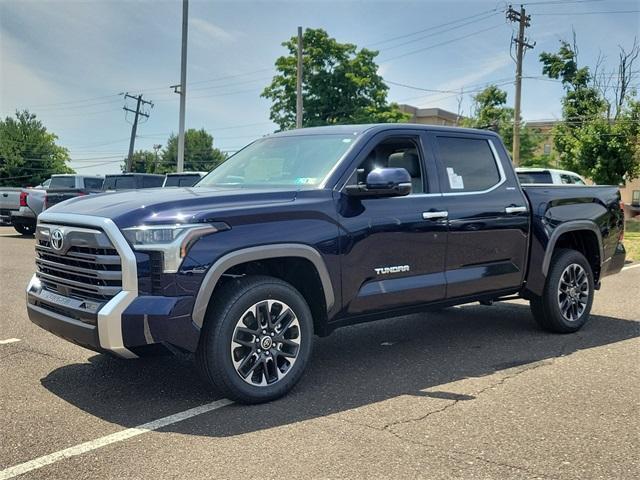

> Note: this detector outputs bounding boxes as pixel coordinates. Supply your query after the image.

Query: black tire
[196,275,314,404]
[530,248,595,333]
[14,222,35,236]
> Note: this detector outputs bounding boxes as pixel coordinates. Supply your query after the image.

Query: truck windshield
[196,134,355,188]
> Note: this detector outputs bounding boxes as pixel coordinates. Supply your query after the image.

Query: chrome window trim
[30,211,138,358]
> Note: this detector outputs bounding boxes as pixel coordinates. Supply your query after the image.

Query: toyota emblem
[50,229,64,251]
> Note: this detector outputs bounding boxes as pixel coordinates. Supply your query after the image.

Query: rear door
[429,132,529,298]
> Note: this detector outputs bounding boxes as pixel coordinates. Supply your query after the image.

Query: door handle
[422,211,448,220]
[505,206,527,214]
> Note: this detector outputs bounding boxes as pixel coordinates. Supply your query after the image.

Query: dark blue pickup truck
[26,124,626,403]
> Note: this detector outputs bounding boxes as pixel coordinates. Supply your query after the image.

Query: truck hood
[44,187,298,228]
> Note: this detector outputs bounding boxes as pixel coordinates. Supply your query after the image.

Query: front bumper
[26,212,202,357]
[25,213,139,358]
[27,299,101,352]
[26,276,199,355]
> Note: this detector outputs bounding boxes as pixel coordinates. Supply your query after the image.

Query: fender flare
[542,220,604,277]
[191,244,335,328]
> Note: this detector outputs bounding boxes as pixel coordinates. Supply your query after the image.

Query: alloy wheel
[230,300,301,386]
[557,263,589,322]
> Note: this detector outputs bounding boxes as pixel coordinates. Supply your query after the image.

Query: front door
[336,131,448,315]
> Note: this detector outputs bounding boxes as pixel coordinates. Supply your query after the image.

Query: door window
[83,178,104,190]
[571,175,586,185]
[435,137,501,192]
[560,174,575,184]
[347,137,425,194]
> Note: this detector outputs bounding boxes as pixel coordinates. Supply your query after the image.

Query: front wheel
[530,248,595,333]
[196,275,313,404]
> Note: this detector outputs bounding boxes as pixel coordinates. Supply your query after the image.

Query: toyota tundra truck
[26,124,626,404]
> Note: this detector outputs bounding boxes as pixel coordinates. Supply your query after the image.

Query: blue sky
[1,0,638,175]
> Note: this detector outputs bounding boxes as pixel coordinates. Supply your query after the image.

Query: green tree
[0,110,73,186]
[262,28,409,130]
[160,129,227,173]
[540,38,639,184]
[126,150,160,173]
[462,85,540,164]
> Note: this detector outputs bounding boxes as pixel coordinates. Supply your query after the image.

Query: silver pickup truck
[0,175,103,235]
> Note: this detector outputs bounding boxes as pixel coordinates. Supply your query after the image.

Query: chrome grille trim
[28,213,139,358]
[35,225,123,302]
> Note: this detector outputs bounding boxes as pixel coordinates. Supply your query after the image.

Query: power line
[365,7,500,47]
[533,9,640,15]
[522,0,604,5]
[377,11,500,53]
[381,24,507,63]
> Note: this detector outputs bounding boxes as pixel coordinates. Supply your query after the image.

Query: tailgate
[0,189,21,210]
[0,190,21,223]
[45,190,85,208]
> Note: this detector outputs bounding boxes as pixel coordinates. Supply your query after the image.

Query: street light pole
[177,0,189,173]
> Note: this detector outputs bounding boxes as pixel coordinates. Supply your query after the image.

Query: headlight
[122,223,227,273]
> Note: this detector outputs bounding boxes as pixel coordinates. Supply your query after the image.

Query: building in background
[527,119,556,158]
[398,105,462,126]
[622,178,640,219]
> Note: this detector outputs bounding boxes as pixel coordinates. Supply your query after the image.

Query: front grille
[35,225,123,304]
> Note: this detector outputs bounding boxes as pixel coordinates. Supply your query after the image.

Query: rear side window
[435,137,500,192]
[571,175,585,185]
[83,178,104,190]
[142,176,164,188]
[517,171,553,184]
[560,174,575,184]
[49,177,76,189]
[164,175,200,187]
[104,176,136,190]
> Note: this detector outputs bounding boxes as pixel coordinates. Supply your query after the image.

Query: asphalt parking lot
[0,225,638,479]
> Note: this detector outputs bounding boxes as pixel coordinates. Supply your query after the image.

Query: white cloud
[191,18,236,44]
[437,54,513,92]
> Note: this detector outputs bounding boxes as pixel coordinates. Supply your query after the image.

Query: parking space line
[0,398,233,480]
[0,338,20,345]
[622,263,639,271]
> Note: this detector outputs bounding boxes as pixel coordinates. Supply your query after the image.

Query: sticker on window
[295,177,317,185]
[446,167,464,189]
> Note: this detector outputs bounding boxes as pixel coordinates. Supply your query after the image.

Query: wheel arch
[192,244,335,331]
[542,221,604,281]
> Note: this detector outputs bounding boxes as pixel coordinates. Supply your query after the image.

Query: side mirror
[345,167,412,198]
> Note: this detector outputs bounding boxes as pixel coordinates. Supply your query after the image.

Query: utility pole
[296,26,303,129]
[123,93,153,172]
[506,4,534,166]
[153,144,162,172]
[177,0,189,172]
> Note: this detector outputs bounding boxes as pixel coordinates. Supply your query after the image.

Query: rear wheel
[196,275,313,404]
[530,249,594,333]
[13,222,35,236]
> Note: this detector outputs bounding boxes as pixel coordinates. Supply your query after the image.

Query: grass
[626,220,640,233]
[624,231,640,261]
